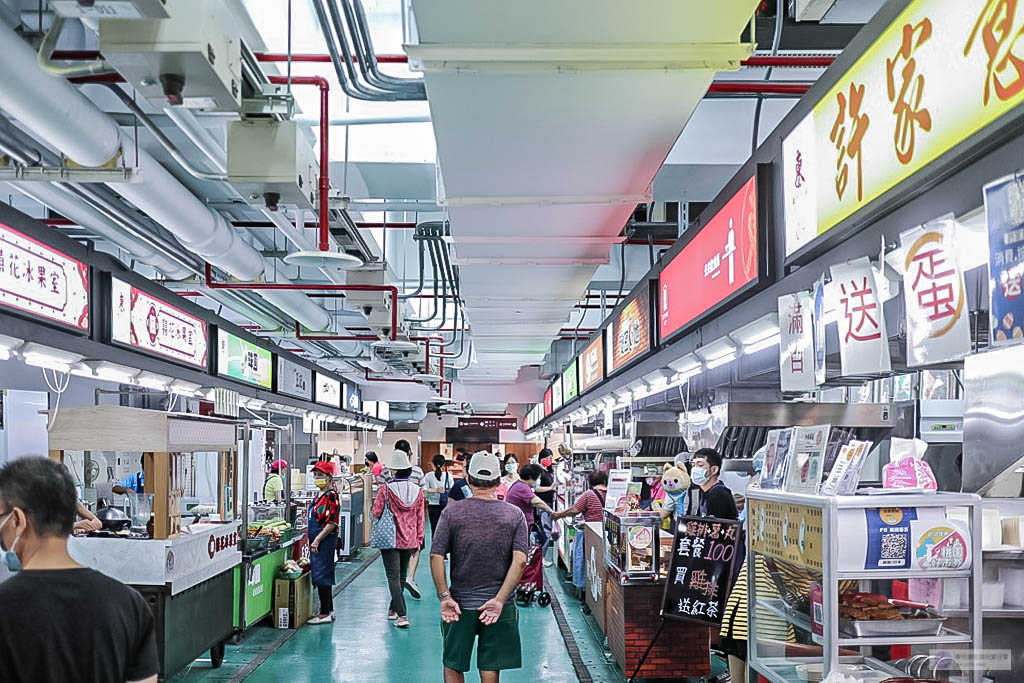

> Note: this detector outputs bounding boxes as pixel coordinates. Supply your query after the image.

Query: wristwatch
[438,590,451,599]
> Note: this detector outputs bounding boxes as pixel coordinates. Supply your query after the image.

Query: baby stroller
[515,523,551,607]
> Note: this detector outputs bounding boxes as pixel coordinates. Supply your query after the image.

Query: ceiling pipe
[296,114,430,127]
[253,52,408,64]
[37,18,109,78]
[247,53,835,69]
[267,75,331,252]
[0,24,332,330]
[205,263,397,339]
[364,368,420,383]
[707,81,811,95]
[162,107,228,173]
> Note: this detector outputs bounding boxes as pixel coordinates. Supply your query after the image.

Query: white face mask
[505,463,516,474]
[0,512,23,573]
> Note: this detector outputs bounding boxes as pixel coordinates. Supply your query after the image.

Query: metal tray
[839,614,947,637]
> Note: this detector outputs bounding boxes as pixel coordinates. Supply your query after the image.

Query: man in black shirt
[535,451,557,567]
[691,448,738,520]
[0,456,158,682]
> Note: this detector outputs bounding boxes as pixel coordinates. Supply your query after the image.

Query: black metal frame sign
[661,515,742,627]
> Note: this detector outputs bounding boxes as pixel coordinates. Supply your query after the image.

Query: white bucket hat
[387,448,413,470]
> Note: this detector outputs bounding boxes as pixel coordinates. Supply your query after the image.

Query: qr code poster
[836,506,946,571]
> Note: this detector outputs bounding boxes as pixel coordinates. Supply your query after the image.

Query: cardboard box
[273,572,312,629]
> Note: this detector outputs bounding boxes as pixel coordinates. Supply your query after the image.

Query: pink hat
[269,459,288,473]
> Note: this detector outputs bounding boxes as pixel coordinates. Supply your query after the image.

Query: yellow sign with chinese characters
[748,499,824,571]
[784,0,1024,257]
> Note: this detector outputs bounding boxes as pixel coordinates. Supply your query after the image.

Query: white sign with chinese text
[0,222,89,329]
[784,0,1024,257]
[778,291,816,392]
[782,115,819,257]
[314,372,341,408]
[830,257,891,376]
[900,219,971,365]
[111,278,208,368]
[277,357,312,400]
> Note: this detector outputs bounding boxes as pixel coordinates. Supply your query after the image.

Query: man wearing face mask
[0,456,158,682]
[690,448,738,520]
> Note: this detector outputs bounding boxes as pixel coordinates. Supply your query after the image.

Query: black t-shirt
[699,482,739,520]
[0,567,158,682]
[537,470,556,507]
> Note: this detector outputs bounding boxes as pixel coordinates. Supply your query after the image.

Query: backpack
[437,472,453,508]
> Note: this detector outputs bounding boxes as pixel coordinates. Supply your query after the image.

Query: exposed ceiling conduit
[389,402,428,423]
[0,23,332,332]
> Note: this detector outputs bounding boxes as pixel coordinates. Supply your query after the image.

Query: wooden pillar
[48,450,63,463]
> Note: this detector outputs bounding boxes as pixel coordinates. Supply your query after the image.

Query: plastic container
[982,581,1005,609]
[999,566,1024,606]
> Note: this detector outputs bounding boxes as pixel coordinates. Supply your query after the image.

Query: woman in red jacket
[372,449,425,628]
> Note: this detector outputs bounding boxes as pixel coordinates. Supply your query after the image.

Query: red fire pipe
[255,52,409,64]
[249,53,833,69]
[42,217,76,226]
[707,81,811,95]
[742,56,835,68]
[267,75,330,252]
[625,238,676,246]
[204,262,397,339]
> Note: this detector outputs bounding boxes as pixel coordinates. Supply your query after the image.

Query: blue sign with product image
[984,175,1024,347]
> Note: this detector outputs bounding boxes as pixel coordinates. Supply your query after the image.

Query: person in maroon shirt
[503,464,555,525]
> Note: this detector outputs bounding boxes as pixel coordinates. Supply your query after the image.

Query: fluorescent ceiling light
[706,351,737,370]
[19,343,84,373]
[78,360,140,384]
[170,379,203,397]
[731,313,780,344]
[0,334,23,361]
[744,333,781,355]
[137,371,172,391]
[672,366,703,384]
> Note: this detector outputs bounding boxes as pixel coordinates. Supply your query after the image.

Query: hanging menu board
[314,372,342,408]
[579,335,604,393]
[607,288,651,375]
[111,277,208,368]
[661,515,742,626]
[277,357,312,400]
[551,376,563,411]
[0,221,89,330]
[562,359,578,402]
[344,382,362,413]
[217,329,273,388]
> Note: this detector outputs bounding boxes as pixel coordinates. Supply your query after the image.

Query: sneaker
[388,610,398,621]
[394,615,410,628]
[308,614,334,625]
[543,560,554,568]
[404,579,422,600]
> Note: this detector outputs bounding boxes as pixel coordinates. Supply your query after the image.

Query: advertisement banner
[277,358,312,400]
[543,388,552,417]
[778,291,816,392]
[0,221,89,330]
[344,382,362,413]
[551,376,563,411]
[579,335,604,393]
[217,330,273,388]
[608,288,651,374]
[783,0,1024,257]
[314,373,341,408]
[112,278,207,368]
[662,515,742,626]
[562,359,578,402]
[900,217,971,364]
[829,257,891,376]
[984,174,1024,346]
[659,175,759,341]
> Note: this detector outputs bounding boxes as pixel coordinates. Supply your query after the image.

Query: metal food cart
[51,405,241,679]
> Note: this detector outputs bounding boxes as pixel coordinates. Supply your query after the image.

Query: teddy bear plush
[654,462,691,529]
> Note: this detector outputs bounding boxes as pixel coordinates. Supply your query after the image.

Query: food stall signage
[777,291,816,392]
[314,372,341,408]
[111,278,208,368]
[543,388,552,417]
[661,515,742,626]
[551,376,563,411]
[900,218,971,364]
[458,416,519,430]
[829,256,891,376]
[562,359,578,402]
[208,530,239,559]
[277,357,312,400]
[579,335,604,393]
[607,289,651,374]
[659,176,759,341]
[984,174,1024,346]
[216,330,273,388]
[748,499,824,571]
[0,221,89,330]
[344,381,361,412]
[784,0,1024,257]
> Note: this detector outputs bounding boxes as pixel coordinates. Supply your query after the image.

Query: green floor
[174,543,615,682]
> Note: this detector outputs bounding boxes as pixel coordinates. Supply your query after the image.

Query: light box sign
[659,175,759,342]
[580,335,604,393]
[277,357,312,400]
[217,330,272,388]
[0,221,89,330]
[784,0,1024,258]
[544,388,552,417]
[551,376,563,411]
[562,359,578,402]
[111,278,207,368]
[344,382,362,413]
[608,288,651,374]
[314,372,341,408]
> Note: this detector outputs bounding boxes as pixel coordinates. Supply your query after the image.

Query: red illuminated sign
[659,175,760,341]
[544,387,552,417]
[0,222,89,330]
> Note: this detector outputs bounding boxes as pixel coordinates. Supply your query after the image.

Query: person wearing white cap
[371,449,425,628]
[430,451,529,681]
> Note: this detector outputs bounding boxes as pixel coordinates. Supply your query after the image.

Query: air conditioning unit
[227,120,319,210]
[98,0,240,110]
[345,265,395,329]
[52,0,168,19]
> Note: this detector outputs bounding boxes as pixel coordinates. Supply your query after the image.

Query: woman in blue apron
[308,461,340,625]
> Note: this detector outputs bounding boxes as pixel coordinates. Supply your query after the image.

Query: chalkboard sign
[661,515,742,626]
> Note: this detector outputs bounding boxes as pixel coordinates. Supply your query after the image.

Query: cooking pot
[94,504,131,532]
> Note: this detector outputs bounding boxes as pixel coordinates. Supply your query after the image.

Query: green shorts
[440,602,521,673]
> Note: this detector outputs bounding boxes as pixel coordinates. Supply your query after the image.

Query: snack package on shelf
[882,437,937,491]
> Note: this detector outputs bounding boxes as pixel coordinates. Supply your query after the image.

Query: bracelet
[438,590,451,599]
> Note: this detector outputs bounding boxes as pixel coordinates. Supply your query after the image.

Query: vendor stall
[51,405,241,679]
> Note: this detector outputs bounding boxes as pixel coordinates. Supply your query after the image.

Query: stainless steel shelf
[834,626,972,646]
[756,598,814,633]
[983,548,1024,561]
[945,606,1024,618]
[836,568,972,580]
